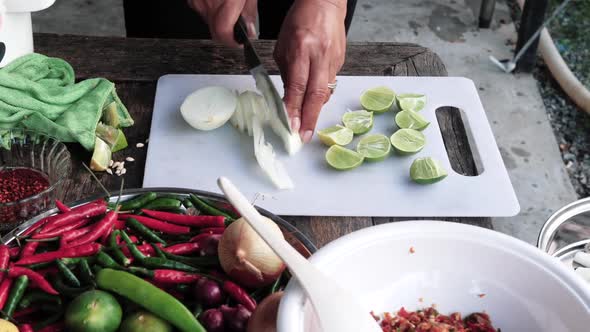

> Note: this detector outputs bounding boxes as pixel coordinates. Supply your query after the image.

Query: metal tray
[1,187,317,257]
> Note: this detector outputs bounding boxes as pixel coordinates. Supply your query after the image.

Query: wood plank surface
[32,33,492,248]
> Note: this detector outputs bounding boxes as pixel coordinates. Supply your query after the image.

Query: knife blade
[234,17,294,134]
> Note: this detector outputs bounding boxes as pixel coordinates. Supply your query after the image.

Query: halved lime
[318,125,354,146]
[410,157,448,184]
[356,134,391,162]
[360,86,396,113]
[325,145,364,170]
[342,110,374,135]
[390,129,425,155]
[396,94,426,112]
[395,110,430,131]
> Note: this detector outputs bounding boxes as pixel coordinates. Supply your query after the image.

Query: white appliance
[0,0,56,66]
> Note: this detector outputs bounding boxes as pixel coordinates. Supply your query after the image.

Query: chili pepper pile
[0,192,290,332]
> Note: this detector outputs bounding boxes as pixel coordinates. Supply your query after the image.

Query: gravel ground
[508,0,590,197]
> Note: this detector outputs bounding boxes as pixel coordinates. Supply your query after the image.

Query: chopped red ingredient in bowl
[0,168,49,203]
[373,306,499,332]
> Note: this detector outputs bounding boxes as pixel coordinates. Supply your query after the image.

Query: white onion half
[180,86,237,131]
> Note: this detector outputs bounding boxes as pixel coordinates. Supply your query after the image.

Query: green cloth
[0,53,133,150]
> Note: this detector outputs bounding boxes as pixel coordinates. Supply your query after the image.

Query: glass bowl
[0,129,71,228]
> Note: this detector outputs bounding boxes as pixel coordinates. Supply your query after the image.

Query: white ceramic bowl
[278,221,590,331]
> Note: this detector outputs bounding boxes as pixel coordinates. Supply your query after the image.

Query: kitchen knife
[233,17,294,134]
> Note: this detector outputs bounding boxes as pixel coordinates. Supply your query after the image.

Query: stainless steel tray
[1,187,317,256]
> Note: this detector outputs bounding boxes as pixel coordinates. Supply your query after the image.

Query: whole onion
[199,309,224,332]
[247,291,283,332]
[218,217,286,288]
[198,234,222,256]
[193,278,224,308]
[220,304,252,332]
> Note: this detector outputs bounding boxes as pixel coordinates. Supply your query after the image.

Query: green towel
[0,53,133,150]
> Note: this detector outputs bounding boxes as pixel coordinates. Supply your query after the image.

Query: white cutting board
[144,75,519,217]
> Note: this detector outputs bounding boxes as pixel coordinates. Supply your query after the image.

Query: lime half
[357,134,391,162]
[342,110,374,135]
[395,110,430,131]
[397,94,426,112]
[325,145,364,170]
[410,157,448,184]
[390,129,425,155]
[360,86,396,113]
[318,125,354,146]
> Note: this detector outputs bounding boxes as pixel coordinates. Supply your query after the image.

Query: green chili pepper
[182,198,194,209]
[163,252,220,268]
[141,198,182,211]
[109,231,131,266]
[120,231,146,261]
[118,192,158,211]
[176,284,190,293]
[26,262,53,270]
[50,275,92,298]
[96,251,123,270]
[141,257,201,273]
[60,257,83,266]
[96,269,206,332]
[34,309,63,330]
[270,272,284,293]
[55,259,81,287]
[151,243,166,258]
[126,218,166,245]
[189,194,235,223]
[193,303,203,319]
[18,291,62,309]
[78,259,94,285]
[3,275,29,318]
[91,264,102,276]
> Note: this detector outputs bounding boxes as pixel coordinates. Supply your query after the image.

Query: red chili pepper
[142,209,226,227]
[14,307,37,319]
[18,324,34,332]
[0,277,13,310]
[60,225,92,244]
[21,218,50,237]
[8,267,58,295]
[66,210,118,247]
[114,219,126,230]
[223,280,256,311]
[162,242,200,255]
[15,243,102,266]
[121,243,155,258]
[0,245,10,284]
[153,269,202,284]
[119,214,190,235]
[100,225,114,245]
[20,241,40,258]
[41,200,107,232]
[189,233,215,243]
[54,200,70,213]
[34,218,90,239]
[200,227,225,234]
[37,322,64,332]
[8,247,20,259]
[35,267,59,277]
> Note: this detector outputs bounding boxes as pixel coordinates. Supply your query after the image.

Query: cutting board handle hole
[435,106,484,176]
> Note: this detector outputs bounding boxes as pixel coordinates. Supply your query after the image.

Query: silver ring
[327,80,338,90]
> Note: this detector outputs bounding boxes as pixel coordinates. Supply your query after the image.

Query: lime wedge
[360,86,396,113]
[90,137,112,172]
[112,129,128,152]
[396,94,426,112]
[410,157,448,184]
[395,110,430,131]
[356,134,391,162]
[325,145,364,170]
[318,125,354,146]
[342,110,374,135]
[390,129,425,155]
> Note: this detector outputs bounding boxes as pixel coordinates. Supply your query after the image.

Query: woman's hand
[274,0,347,143]
[187,0,257,47]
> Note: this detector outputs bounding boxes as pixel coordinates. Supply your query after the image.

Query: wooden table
[34,33,492,249]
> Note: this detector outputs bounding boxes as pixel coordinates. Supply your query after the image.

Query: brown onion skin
[247,291,283,332]
[219,218,286,288]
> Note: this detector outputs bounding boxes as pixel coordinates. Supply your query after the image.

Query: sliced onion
[180,86,237,131]
[252,116,294,190]
[269,108,302,156]
[218,217,286,288]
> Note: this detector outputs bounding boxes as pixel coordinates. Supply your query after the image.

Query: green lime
[356,134,391,162]
[90,137,112,172]
[390,129,425,155]
[396,94,426,112]
[318,125,354,146]
[325,145,364,170]
[360,86,396,113]
[395,110,430,131]
[410,157,448,184]
[342,110,374,134]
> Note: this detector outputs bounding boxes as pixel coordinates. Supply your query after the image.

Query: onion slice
[180,86,237,131]
[252,116,294,190]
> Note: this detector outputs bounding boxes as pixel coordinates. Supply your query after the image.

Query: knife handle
[233,16,249,45]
